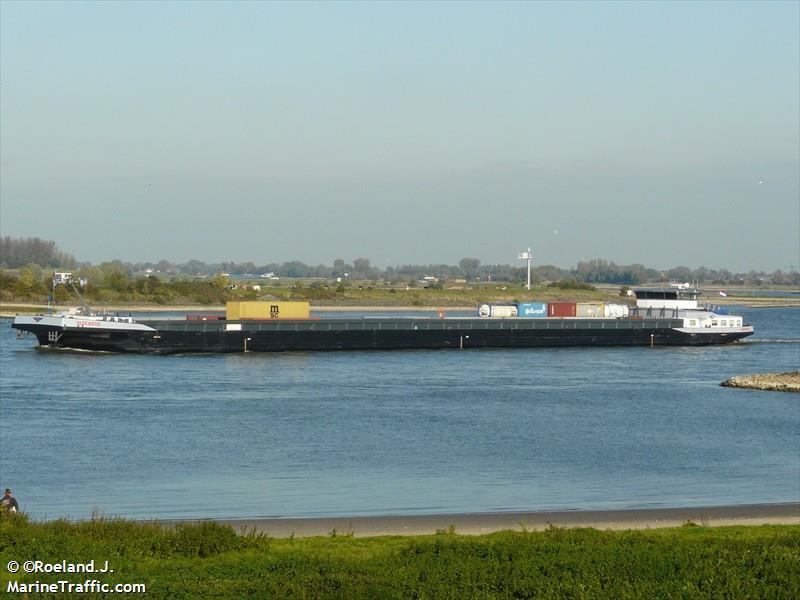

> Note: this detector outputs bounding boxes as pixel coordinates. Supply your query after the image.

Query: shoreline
[0,304,472,318]
[171,503,800,538]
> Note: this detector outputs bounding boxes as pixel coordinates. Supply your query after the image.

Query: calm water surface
[1,307,798,520]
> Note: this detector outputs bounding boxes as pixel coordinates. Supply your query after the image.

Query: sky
[1,1,798,272]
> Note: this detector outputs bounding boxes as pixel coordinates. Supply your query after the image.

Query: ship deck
[139,316,685,333]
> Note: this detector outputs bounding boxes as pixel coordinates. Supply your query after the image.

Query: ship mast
[518,247,533,290]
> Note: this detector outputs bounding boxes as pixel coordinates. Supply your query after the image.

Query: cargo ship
[11,289,754,354]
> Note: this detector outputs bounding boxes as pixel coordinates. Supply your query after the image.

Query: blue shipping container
[518,302,548,318]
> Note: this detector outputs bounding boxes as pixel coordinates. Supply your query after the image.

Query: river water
[1,307,798,521]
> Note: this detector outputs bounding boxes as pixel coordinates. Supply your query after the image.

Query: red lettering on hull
[75,320,102,327]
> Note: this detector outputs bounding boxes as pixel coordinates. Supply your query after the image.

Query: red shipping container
[548,302,577,317]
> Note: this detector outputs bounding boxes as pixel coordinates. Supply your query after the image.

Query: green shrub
[548,278,596,291]
[1,514,798,600]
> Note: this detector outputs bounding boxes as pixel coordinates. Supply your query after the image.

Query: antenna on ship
[49,271,55,315]
[517,247,533,290]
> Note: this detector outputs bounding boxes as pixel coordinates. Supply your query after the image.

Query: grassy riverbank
[1,513,798,599]
[1,286,797,318]
[0,283,616,310]
[0,285,617,317]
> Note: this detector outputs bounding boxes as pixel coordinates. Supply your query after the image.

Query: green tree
[459,257,481,279]
[353,257,371,275]
[0,236,76,268]
[18,263,44,289]
[101,262,130,292]
[211,273,230,289]
[53,285,71,303]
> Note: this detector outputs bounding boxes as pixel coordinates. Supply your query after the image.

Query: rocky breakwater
[721,371,800,392]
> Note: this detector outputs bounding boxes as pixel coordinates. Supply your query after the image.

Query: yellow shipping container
[576,303,604,318]
[226,301,310,320]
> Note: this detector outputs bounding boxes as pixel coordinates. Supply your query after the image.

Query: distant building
[53,272,72,285]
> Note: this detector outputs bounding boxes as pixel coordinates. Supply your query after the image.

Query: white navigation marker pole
[518,247,533,290]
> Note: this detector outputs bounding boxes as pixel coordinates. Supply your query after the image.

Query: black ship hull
[14,317,754,354]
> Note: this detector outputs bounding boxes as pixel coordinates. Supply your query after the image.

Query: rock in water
[721,371,800,392]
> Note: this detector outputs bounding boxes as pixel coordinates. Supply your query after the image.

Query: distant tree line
[1,236,798,290]
[122,256,795,286]
[0,236,77,269]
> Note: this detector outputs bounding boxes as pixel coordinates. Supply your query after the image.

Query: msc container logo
[270,305,280,319]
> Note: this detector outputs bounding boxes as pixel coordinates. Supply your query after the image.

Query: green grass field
[2,513,798,599]
[0,284,620,312]
[282,283,617,307]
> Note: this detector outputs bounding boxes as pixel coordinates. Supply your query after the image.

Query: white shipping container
[490,305,518,318]
[603,303,630,318]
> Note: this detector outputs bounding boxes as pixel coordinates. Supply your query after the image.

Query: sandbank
[197,503,800,538]
[721,371,800,392]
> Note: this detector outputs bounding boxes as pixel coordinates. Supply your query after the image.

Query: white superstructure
[633,288,751,336]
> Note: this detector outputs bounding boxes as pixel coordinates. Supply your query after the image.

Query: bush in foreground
[1,512,798,599]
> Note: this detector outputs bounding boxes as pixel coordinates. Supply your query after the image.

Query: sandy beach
[192,503,800,538]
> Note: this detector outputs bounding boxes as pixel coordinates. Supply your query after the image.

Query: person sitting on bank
[2,489,19,512]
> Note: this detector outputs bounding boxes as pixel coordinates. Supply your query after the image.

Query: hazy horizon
[1,1,798,272]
